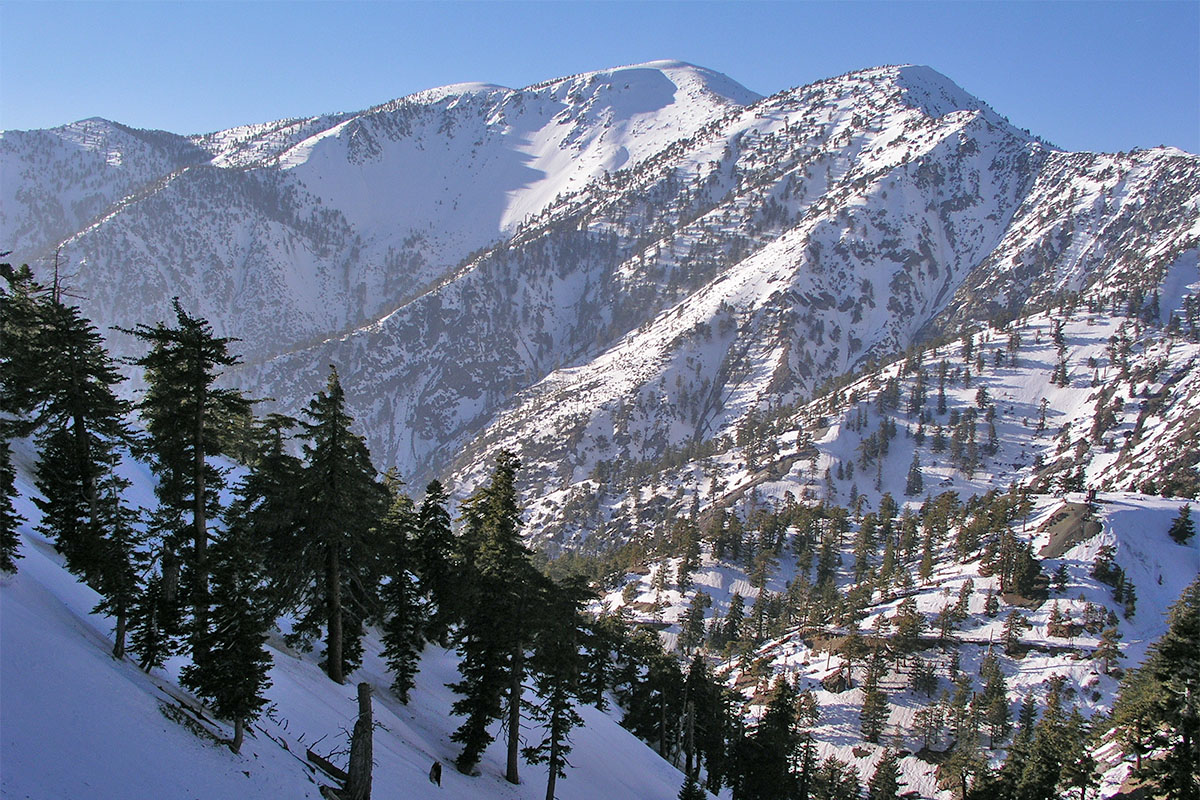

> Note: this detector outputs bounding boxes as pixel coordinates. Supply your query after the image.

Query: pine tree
[289,366,386,684]
[1169,504,1196,545]
[1112,577,1200,799]
[379,471,424,703]
[869,748,901,800]
[978,651,1010,747]
[812,755,861,800]
[0,265,41,572]
[451,450,540,781]
[124,300,251,654]
[1002,610,1029,654]
[9,283,141,653]
[26,294,132,589]
[736,676,801,799]
[1016,675,1069,800]
[415,479,455,643]
[523,576,588,800]
[181,514,273,753]
[905,451,924,497]
[860,654,890,743]
[239,414,305,612]
[128,572,177,671]
[89,462,142,659]
[678,775,707,800]
[0,438,23,573]
[1093,625,1123,675]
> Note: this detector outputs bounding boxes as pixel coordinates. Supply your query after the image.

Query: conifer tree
[0,265,40,573]
[1169,504,1196,545]
[812,755,862,800]
[415,479,455,642]
[978,651,1010,747]
[128,573,176,671]
[25,292,132,588]
[1112,577,1200,799]
[678,775,707,800]
[860,653,890,743]
[0,437,23,573]
[905,451,924,497]
[4,274,141,652]
[523,576,588,800]
[181,513,273,753]
[869,748,901,800]
[289,366,386,684]
[89,464,142,659]
[450,449,539,781]
[239,414,305,612]
[1093,625,1123,675]
[1016,675,1069,800]
[379,471,424,702]
[124,300,251,652]
[736,676,801,799]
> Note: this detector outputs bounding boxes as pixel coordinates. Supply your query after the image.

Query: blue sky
[1,1,1196,154]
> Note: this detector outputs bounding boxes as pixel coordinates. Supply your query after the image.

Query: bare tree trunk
[545,735,559,800]
[327,544,343,684]
[345,683,373,800]
[506,640,523,785]
[231,717,244,754]
[112,607,127,659]
[684,699,695,778]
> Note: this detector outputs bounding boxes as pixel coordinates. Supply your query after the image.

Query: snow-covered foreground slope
[0,474,694,800]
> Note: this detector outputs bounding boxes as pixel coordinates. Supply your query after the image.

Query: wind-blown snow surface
[0,465,695,800]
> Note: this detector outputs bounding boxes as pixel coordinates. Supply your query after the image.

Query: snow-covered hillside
[596,488,1198,798]
[0,460,696,800]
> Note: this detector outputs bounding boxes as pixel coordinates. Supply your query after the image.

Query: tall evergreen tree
[450,450,540,781]
[0,437,23,573]
[0,263,45,573]
[5,273,141,654]
[523,576,588,800]
[14,288,132,593]
[239,414,305,612]
[123,299,251,653]
[735,676,802,800]
[1112,577,1200,800]
[181,513,273,753]
[869,748,902,800]
[288,366,386,684]
[379,471,424,702]
[860,652,890,744]
[415,479,455,643]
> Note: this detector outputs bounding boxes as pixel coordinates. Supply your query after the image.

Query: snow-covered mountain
[4,59,1197,527]
[2,60,757,362]
[3,60,1199,800]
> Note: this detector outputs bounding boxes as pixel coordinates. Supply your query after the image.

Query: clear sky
[1,1,1196,154]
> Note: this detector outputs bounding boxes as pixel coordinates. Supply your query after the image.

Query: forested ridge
[3,258,1197,800]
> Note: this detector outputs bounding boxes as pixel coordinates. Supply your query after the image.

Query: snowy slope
[0,464,698,800]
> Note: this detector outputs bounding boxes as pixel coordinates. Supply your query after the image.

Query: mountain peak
[523,59,761,108]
